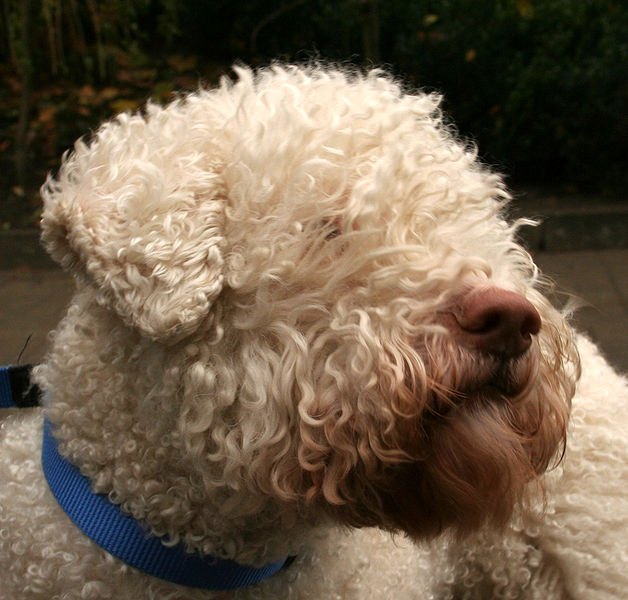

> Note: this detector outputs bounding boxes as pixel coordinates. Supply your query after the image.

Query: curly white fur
[429,336,628,600]
[0,65,624,599]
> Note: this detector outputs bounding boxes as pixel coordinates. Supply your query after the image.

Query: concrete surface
[512,189,628,252]
[1,248,627,374]
[534,250,628,373]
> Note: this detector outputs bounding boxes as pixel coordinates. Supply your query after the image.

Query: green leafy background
[1,0,626,229]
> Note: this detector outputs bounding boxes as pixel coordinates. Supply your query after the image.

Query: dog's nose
[450,287,541,357]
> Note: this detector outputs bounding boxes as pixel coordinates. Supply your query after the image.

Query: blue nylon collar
[0,367,12,408]
[1,367,290,588]
[40,418,289,590]
[40,418,292,589]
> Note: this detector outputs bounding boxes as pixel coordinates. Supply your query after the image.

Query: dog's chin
[380,401,549,539]
[297,331,574,541]
[324,366,569,540]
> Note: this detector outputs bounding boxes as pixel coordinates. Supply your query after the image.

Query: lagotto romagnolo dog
[1,65,626,599]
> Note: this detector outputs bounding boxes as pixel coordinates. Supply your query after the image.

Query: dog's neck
[41,415,295,587]
[36,291,318,566]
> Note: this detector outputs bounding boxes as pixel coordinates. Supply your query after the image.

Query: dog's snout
[450,287,541,357]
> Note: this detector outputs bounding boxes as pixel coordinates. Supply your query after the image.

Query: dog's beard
[377,373,569,539]
[303,329,576,539]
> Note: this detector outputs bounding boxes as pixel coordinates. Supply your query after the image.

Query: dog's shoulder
[244,526,434,599]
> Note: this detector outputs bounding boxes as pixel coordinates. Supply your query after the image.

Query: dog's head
[41,66,578,545]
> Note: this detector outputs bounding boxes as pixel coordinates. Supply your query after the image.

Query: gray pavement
[1,248,627,374]
[535,250,628,373]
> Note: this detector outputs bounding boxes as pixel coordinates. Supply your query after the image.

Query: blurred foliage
[384,0,628,195]
[1,0,626,229]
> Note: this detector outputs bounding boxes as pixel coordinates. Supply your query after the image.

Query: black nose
[451,287,542,357]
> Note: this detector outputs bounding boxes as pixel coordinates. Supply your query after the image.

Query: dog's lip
[432,351,531,401]
[460,356,532,398]
[425,367,531,425]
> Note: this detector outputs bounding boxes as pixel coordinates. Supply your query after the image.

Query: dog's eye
[322,218,342,241]
[325,227,341,241]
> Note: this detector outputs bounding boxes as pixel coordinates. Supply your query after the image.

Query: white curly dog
[1,65,626,599]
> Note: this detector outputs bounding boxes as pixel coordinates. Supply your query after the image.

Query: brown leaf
[37,106,57,124]
[517,0,534,18]
[78,84,96,104]
[98,87,121,102]
[109,98,141,113]
[167,55,198,71]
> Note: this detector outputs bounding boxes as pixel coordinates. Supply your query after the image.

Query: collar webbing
[0,366,12,408]
[41,418,289,589]
[0,363,288,591]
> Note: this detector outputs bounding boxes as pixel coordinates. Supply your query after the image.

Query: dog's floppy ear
[40,110,226,341]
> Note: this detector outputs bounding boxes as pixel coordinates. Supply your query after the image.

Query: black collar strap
[0,365,41,408]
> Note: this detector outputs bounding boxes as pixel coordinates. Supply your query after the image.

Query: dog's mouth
[461,353,536,398]
[423,339,539,418]
[373,391,562,539]
[318,340,567,540]
[291,312,574,542]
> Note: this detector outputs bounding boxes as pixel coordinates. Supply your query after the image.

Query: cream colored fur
[0,65,625,598]
[430,335,628,600]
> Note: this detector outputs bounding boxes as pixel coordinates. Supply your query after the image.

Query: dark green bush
[380,0,628,194]
[177,0,628,194]
[2,0,626,228]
